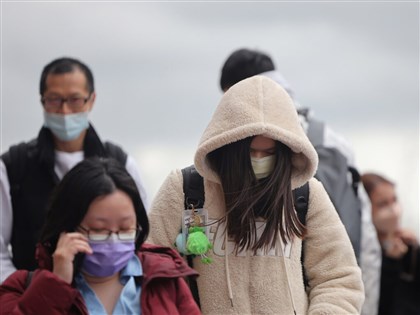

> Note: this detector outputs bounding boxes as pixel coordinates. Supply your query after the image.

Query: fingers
[397,228,419,246]
[55,232,92,256]
[52,232,92,284]
[384,237,408,259]
[53,233,92,264]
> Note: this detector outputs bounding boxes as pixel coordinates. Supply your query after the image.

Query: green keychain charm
[186,226,213,264]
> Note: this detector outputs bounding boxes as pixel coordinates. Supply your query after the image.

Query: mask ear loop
[134,224,143,241]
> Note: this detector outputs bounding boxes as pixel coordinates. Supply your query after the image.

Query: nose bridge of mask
[63,112,89,128]
[109,232,119,242]
[43,111,64,128]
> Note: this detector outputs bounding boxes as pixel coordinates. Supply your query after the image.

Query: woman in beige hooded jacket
[148,76,364,315]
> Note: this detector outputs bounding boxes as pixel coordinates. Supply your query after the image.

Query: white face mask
[372,202,402,233]
[251,155,276,179]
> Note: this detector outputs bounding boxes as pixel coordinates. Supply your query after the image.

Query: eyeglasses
[78,226,140,242]
[41,95,91,110]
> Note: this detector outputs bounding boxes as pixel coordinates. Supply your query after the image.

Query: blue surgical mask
[44,111,89,141]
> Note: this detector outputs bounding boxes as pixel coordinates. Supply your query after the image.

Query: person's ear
[87,92,96,112]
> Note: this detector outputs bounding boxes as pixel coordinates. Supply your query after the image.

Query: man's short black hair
[40,57,95,95]
[220,48,275,91]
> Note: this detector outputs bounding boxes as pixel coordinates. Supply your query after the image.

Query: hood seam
[258,76,265,125]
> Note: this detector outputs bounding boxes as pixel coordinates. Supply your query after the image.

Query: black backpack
[181,165,310,308]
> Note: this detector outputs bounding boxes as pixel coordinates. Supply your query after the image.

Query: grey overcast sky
[1,1,419,234]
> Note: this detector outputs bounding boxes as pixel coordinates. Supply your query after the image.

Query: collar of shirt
[75,255,143,314]
[120,254,143,284]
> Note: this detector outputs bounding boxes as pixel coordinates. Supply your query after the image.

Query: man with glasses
[0,57,150,283]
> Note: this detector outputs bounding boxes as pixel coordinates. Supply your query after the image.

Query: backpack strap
[181,165,204,210]
[181,165,204,308]
[186,255,201,308]
[348,166,361,196]
[292,183,310,288]
[103,142,128,166]
[293,183,309,226]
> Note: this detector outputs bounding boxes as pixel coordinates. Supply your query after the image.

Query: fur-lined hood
[194,75,318,189]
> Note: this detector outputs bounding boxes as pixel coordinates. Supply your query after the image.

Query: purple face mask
[82,240,135,277]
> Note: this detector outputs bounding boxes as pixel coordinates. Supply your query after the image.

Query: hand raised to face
[52,232,93,284]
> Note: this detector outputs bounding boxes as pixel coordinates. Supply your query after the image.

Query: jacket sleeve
[0,160,16,283]
[147,169,185,248]
[125,155,151,212]
[359,183,381,315]
[0,269,81,315]
[304,178,365,315]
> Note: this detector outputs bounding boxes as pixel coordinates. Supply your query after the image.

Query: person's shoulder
[138,243,182,260]
[1,270,29,291]
[1,138,38,163]
[323,124,356,165]
[2,138,37,154]
[160,168,185,191]
[138,243,198,277]
[103,140,125,151]
[307,177,322,190]
[305,114,356,165]
[307,177,334,206]
[102,141,127,164]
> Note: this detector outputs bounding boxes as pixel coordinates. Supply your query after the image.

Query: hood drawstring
[279,234,298,315]
[223,220,296,311]
[224,218,234,307]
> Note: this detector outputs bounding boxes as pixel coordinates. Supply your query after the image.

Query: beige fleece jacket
[148,76,364,315]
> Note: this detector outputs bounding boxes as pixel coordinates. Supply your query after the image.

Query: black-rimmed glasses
[78,226,140,242]
[41,95,91,110]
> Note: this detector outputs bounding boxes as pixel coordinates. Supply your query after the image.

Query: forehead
[83,190,136,223]
[44,69,89,94]
[371,182,396,204]
[250,135,276,149]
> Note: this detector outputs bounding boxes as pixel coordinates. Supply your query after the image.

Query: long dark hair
[40,157,149,270]
[207,136,305,254]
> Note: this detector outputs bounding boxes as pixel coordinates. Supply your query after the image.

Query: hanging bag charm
[175,203,212,264]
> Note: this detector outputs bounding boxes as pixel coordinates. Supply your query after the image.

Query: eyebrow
[44,93,85,98]
[92,216,134,223]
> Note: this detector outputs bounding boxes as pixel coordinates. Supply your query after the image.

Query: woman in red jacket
[0,157,201,315]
